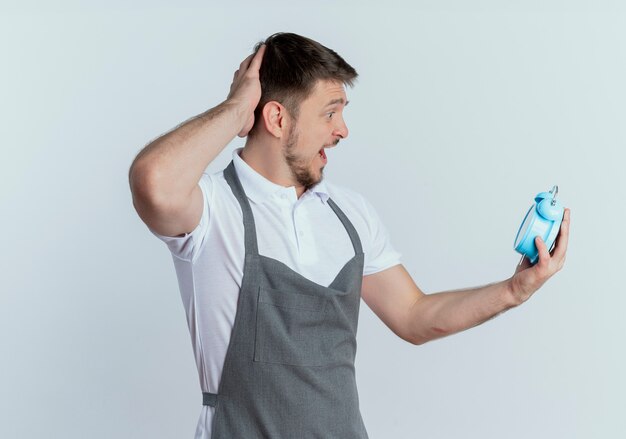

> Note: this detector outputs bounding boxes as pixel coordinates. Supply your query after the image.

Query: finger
[249,44,267,71]
[239,52,255,72]
[553,208,570,260]
[535,236,550,265]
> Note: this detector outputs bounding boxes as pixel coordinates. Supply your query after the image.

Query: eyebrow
[323,98,349,108]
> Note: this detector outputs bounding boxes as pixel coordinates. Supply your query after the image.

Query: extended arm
[361,209,570,345]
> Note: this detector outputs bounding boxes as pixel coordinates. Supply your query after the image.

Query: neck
[240,138,306,198]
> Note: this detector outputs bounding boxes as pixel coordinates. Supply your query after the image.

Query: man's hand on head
[226,44,267,138]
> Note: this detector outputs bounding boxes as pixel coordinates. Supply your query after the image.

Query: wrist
[505,277,525,307]
[222,99,249,128]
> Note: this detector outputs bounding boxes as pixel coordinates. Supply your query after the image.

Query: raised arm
[128,44,266,237]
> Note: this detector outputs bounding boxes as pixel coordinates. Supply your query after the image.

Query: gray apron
[203,160,369,438]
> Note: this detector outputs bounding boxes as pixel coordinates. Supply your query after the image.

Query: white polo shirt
[148,146,402,438]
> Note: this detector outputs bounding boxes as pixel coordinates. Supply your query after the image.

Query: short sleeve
[148,173,213,263]
[360,195,403,276]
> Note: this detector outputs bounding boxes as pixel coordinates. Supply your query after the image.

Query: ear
[261,101,291,139]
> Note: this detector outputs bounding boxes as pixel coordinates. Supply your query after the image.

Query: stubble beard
[282,123,324,192]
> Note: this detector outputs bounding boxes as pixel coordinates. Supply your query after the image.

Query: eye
[326,112,335,119]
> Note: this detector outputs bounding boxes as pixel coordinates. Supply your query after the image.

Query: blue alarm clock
[514,185,565,264]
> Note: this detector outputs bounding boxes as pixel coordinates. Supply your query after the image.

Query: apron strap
[202,391,218,407]
[224,160,260,255]
[327,198,363,255]
[224,159,363,257]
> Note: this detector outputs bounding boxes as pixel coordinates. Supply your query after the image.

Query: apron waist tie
[202,392,218,407]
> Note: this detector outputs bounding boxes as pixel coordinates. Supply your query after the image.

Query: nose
[333,118,349,140]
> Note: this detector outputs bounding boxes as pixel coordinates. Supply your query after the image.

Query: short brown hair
[247,32,358,138]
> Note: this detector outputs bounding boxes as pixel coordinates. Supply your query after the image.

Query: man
[129,32,570,439]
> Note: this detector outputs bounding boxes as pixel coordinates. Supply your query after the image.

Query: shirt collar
[231,147,330,205]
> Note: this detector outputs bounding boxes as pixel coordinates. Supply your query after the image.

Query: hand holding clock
[509,208,571,304]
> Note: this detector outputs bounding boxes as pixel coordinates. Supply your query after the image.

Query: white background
[2,1,624,437]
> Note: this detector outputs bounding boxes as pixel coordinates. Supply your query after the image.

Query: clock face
[514,205,535,248]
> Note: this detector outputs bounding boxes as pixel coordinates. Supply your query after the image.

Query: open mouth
[319,148,327,160]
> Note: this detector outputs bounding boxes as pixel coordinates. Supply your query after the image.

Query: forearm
[409,278,520,344]
[129,99,246,207]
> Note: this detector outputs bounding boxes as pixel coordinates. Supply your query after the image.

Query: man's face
[281,79,350,192]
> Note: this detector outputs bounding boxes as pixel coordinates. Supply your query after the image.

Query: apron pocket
[254,286,334,367]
